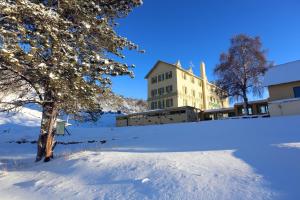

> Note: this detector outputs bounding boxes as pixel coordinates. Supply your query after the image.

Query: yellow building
[145,60,229,110]
[264,60,300,116]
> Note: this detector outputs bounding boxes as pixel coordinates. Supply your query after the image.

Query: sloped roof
[263,60,300,86]
[144,60,173,79]
[144,60,201,79]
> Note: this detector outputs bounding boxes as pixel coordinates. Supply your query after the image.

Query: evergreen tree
[0,0,143,162]
[214,34,271,115]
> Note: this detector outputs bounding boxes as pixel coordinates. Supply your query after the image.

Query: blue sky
[111,0,300,100]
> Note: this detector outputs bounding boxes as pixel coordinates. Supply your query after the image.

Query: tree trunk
[36,102,58,162]
[242,91,249,115]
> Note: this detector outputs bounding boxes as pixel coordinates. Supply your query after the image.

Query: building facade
[200,99,269,121]
[116,106,199,127]
[263,60,300,116]
[145,60,229,110]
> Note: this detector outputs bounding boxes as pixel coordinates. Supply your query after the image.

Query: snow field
[0,107,300,199]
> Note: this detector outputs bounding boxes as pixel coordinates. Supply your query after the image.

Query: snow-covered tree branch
[0,0,143,162]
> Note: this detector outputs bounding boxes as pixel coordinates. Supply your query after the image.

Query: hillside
[0,108,300,200]
[0,93,147,128]
[98,93,147,114]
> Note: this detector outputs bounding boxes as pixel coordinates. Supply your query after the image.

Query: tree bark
[242,90,249,115]
[36,102,58,162]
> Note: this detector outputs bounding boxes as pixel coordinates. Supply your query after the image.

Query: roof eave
[144,60,165,79]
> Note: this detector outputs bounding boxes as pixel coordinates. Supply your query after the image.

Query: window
[192,90,195,97]
[191,77,194,83]
[158,87,165,96]
[158,101,162,109]
[151,101,158,109]
[210,97,216,103]
[248,108,253,115]
[259,105,268,114]
[183,86,187,94]
[151,76,157,84]
[242,107,253,115]
[166,85,173,93]
[165,71,172,79]
[151,89,157,97]
[182,72,186,80]
[293,86,300,98]
[166,98,173,107]
[198,80,202,87]
[158,74,164,82]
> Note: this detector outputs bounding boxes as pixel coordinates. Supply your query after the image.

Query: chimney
[200,61,207,79]
[200,61,208,110]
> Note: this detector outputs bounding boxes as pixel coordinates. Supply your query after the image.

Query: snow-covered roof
[269,97,300,104]
[263,60,300,86]
[234,99,268,106]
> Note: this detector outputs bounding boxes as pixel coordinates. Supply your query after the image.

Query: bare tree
[0,0,143,162]
[214,34,271,115]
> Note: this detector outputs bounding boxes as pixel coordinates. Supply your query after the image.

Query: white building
[263,60,300,116]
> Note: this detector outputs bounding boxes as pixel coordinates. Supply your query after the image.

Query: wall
[147,62,178,109]
[176,68,204,109]
[269,98,300,116]
[116,108,199,127]
[175,68,228,110]
[268,81,300,101]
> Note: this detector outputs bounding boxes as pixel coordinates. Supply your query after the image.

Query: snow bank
[0,107,41,127]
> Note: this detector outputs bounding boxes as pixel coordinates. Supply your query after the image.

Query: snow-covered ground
[0,108,300,200]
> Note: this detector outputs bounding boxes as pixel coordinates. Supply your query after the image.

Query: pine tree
[0,0,143,162]
[214,34,271,115]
